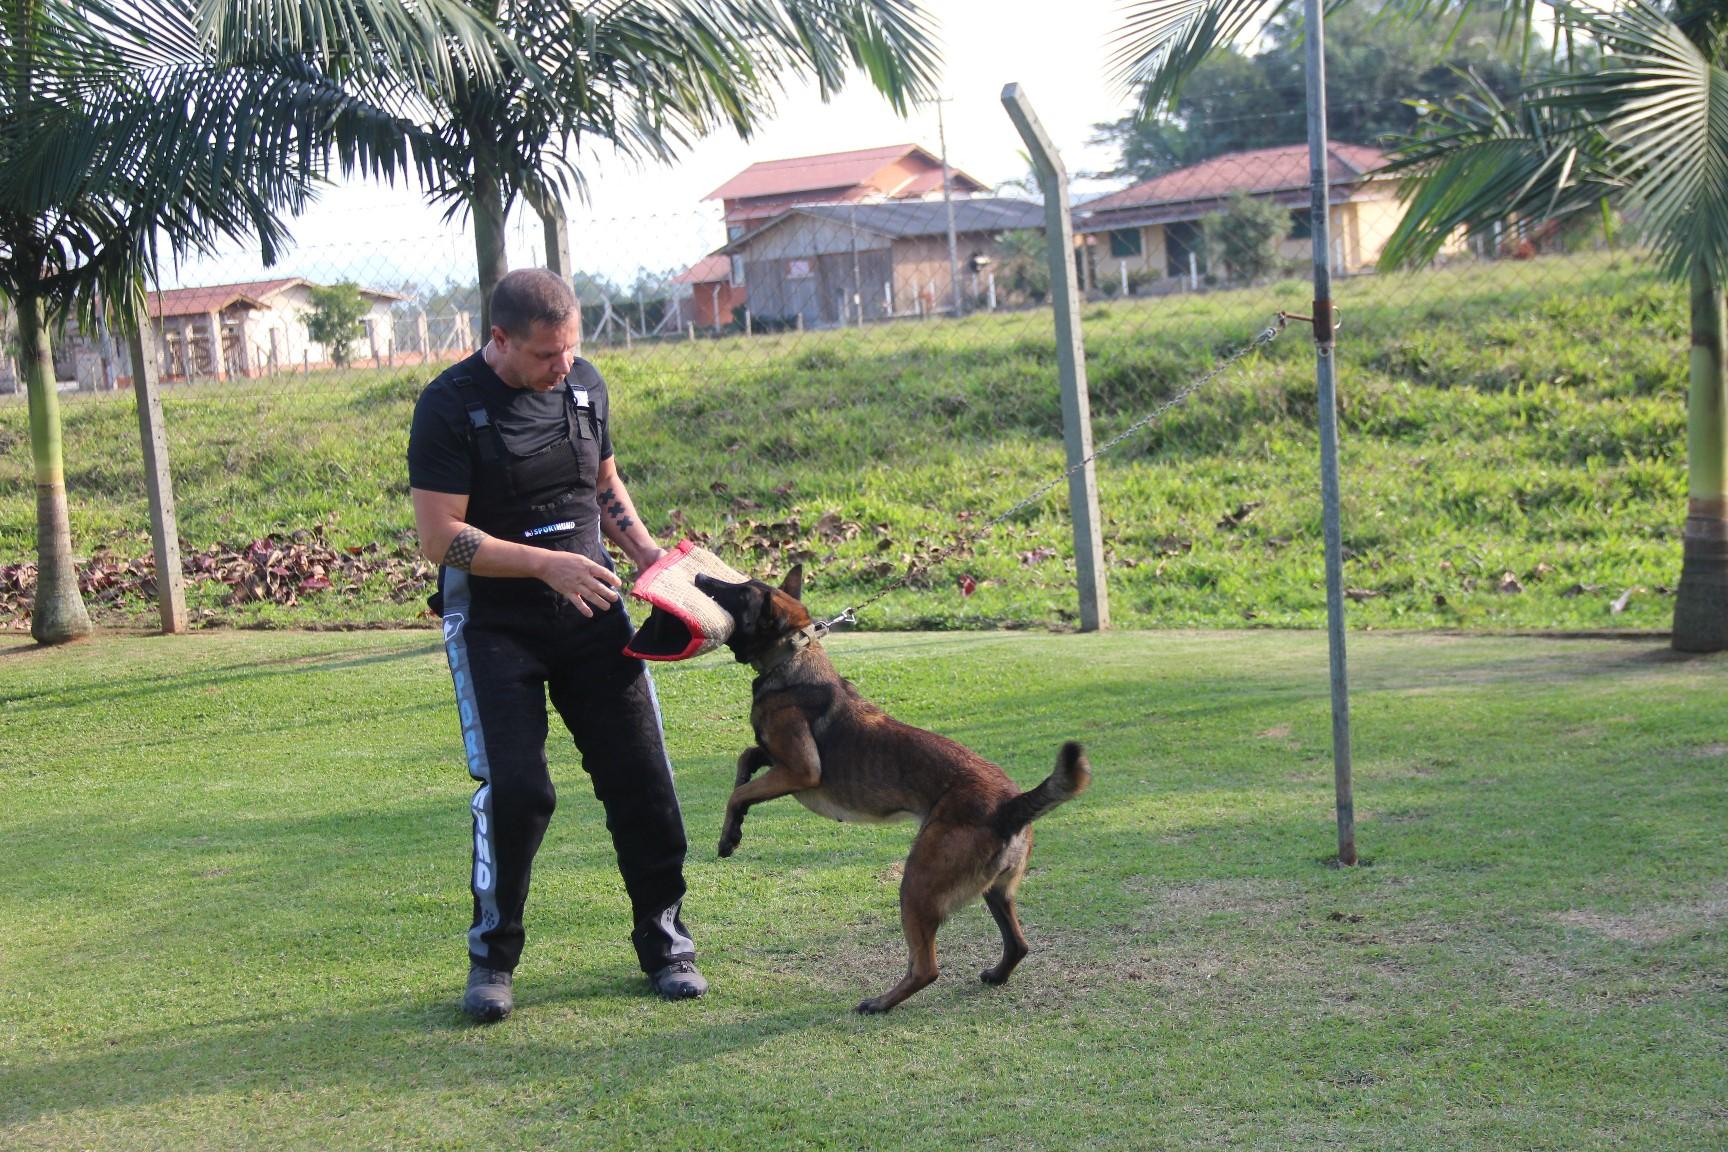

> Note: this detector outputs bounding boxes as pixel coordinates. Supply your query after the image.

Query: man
[408,268,704,1023]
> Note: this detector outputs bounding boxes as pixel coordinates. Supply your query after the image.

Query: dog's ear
[780,564,804,601]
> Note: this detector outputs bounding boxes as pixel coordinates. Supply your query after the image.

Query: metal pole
[126,315,188,634]
[937,99,964,317]
[850,203,864,324]
[1304,0,1355,866]
[530,182,578,355]
[1002,83,1109,631]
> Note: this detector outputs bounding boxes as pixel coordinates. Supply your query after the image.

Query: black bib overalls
[436,371,694,975]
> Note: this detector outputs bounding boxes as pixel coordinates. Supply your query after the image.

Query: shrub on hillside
[1204,192,1289,285]
[305,282,369,368]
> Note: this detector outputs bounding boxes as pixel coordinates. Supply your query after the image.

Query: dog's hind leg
[856,887,941,1015]
[981,832,1032,985]
[857,821,992,1013]
[981,882,1030,986]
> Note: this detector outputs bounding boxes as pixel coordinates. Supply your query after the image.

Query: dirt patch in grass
[1129,876,1304,921]
[1553,886,1728,945]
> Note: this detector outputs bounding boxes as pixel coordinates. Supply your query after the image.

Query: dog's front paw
[854,996,892,1015]
[717,825,742,858]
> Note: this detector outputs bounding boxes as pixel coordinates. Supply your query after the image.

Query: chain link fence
[0,104,1689,632]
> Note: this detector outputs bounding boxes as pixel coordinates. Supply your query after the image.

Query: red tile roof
[145,278,303,319]
[674,255,732,285]
[723,186,880,225]
[895,169,965,197]
[145,277,403,319]
[1083,143,1388,216]
[704,144,985,202]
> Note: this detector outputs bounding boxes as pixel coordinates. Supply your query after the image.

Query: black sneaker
[648,959,708,1001]
[462,965,514,1023]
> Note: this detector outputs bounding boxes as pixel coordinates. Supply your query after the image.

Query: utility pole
[936,98,963,318]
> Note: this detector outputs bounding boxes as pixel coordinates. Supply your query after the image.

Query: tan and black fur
[695,566,1091,1013]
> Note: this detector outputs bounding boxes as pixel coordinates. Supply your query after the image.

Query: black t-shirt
[408,351,612,497]
[408,350,619,581]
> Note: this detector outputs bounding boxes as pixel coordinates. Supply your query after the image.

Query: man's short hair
[490,268,576,337]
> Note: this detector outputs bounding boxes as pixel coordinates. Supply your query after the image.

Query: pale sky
[164,0,1138,291]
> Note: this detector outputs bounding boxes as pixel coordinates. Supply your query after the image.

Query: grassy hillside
[0,251,1689,631]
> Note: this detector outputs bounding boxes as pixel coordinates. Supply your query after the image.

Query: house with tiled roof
[715,198,1042,327]
[678,144,988,328]
[24,277,415,392]
[705,143,987,230]
[143,277,407,381]
[1075,142,1404,286]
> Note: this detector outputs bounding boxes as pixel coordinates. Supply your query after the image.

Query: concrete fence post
[1001,83,1109,632]
[125,314,188,634]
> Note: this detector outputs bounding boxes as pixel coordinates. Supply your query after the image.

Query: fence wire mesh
[0,115,1689,633]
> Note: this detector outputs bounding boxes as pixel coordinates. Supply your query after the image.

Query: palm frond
[1544,0,1728,283]
[1108,0,1288,117]
[1378,69,1621,270]
[200,0,525,97]
[0,0,518,332]
[415,0,942,212]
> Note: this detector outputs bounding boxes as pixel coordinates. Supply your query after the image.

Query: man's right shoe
[462,965,514,1023]
[648,959,708,1001]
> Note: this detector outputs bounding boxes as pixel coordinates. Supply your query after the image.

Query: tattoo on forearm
[444,526,485,570]
[598,486,636,534]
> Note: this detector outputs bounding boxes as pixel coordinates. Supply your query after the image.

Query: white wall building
[142,278,407,382]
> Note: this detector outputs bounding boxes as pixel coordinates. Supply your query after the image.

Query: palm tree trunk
[472,147,509,338]
[1674,263,1728,651]
[19,287,92,644]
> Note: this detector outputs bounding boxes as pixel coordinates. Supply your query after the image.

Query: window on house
[729,255,745,287]
[726,223,745,241]
[1288,210,1311,240]
[1107,228,1143,258]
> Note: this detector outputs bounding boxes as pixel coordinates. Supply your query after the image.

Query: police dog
[695,566,1091,1013]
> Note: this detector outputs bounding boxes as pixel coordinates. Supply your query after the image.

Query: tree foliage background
[1091,2,1529,181]
[305,283,369,367]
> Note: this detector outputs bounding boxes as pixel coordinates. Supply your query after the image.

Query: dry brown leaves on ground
[0,527,434,628]
[666,507,972,589]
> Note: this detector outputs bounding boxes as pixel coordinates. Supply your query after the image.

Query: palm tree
[1114,0,1728,650]
[397,0,942,333]
[1,0,511,643]
[1378,2,1728,651]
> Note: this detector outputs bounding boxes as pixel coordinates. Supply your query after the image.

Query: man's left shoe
[648,959,708,1000]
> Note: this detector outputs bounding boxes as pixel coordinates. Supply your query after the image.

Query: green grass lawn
[0,250,1692,632]
[3,627,1724,1149]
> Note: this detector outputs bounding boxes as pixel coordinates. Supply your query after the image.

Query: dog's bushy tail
[994,741,1091,838]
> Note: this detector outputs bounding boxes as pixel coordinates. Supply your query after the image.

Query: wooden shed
[716,198,1043,327]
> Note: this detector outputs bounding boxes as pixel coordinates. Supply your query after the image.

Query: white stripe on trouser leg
[440,569,502,963]
[658,903,694,957]
[641,666,682,818]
